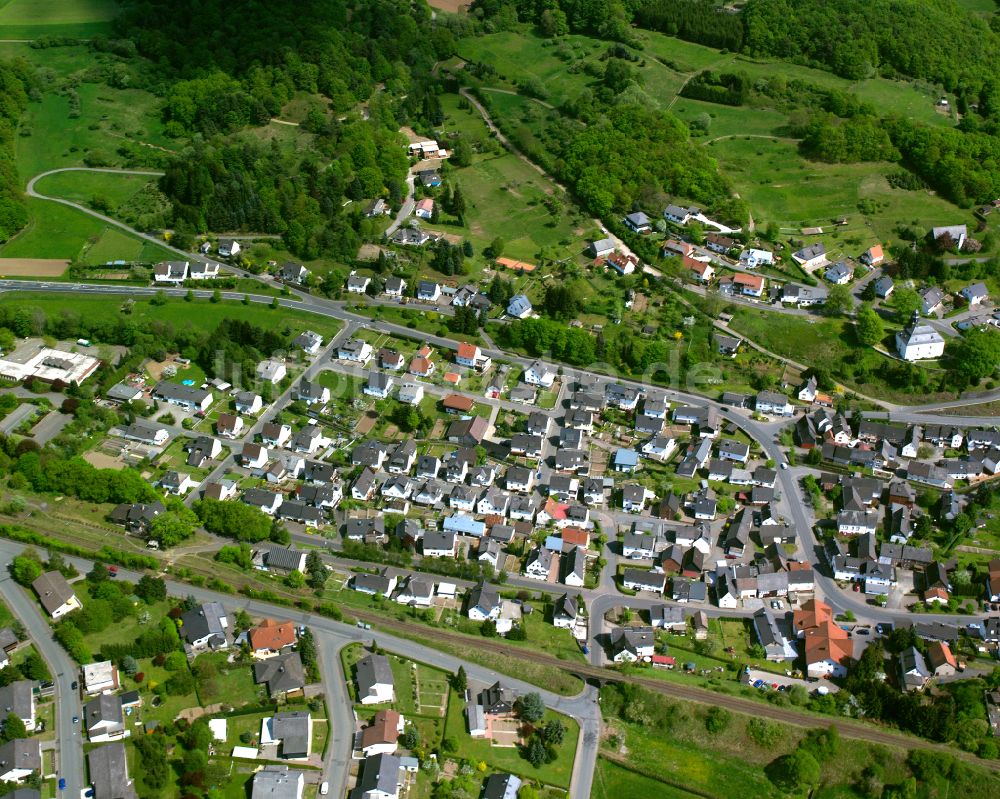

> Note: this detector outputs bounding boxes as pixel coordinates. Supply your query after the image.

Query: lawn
[591,759,703,799]
[0,293,344,342]
[192,651,262,707]
[78,598,171,654]
[0,0,117,38]
[443,687,578,789]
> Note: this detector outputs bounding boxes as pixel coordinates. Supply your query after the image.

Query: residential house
[180,602,229,651]
[365,371,394,399]
[874,275,895,298]
[861,244,884,266]
[624,211,652,233]
[84,694,126,743]
[610,626,655,662]
[506,294,533,319]
[358,710,405,757]
[296,380,331,405]
[338,339,374,364]
[416,281,441,302]
[249,619,298,658]
[899,646,930,691]
[152,381,212,413]
[31,571,80,619]
[356,653,395,705]
[254,652,306,698]
[960,282,989,307]
[87,743,134,799]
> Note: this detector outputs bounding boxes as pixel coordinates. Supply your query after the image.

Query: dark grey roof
[482,773,522,799]
[87,743,133,799]
[252,766,304,799]
[272,711,310,758]
[180,602,227,645]
[0,681,33,721]
[350,754,401,799]
[153,380,210,405]
[356,653,394,698]
[84,694,123,734]
[264,546,304,571]
[254,652,305,695]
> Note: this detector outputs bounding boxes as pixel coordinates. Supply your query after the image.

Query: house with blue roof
[544,535,564,552]
[613,448,640,473]
[443,514,486,537]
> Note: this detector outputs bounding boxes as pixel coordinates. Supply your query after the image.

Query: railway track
[345,604,1000,771]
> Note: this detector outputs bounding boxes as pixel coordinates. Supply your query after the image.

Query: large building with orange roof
[792,598,833,635]
[793,599,853,678]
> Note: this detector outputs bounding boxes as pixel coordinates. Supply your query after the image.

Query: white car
[320,783,329,796]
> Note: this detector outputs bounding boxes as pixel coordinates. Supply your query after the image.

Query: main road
[2,277,995,630]
[0,572,84,798]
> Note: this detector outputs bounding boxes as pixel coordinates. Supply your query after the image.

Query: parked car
[320,783,329,796]
[58,779,66,791]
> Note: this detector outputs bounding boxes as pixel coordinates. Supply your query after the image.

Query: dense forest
[111,0,458,258]
[0,59,33,244]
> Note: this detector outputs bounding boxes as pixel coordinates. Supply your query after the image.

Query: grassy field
[0,292,344,341]
[591,759,703,799]
[457,31,689,108]
[706,136,971,244]
[433,92,589,263]
[443,686,578,789]
[16,79,176,179]
[673,97,790,140]
[34,171,159,208]
[0,0,117,38]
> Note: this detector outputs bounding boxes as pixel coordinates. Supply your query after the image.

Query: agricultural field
[0,0,117,38]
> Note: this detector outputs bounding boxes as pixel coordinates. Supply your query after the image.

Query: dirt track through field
[0,258,68,276]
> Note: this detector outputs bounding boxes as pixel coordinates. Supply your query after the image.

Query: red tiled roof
[249,619,297,651]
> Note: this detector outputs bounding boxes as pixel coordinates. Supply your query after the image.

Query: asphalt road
[0,541,600,799]
[0,572,84,798]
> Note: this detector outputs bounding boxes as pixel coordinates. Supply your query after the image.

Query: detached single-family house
[31,571,80,619]
[347,273,371,294]
[824,261,854,285]
[507,294,533,319]
[254,652,306,698]
[356,653,395,705]
[861,244,884,266]
[624,211,652,233]
[338,339,374,364]
[874,275,894,298]
[792,242,826,270]
[415,198,434,220]
[416,281,441,302]
[960,282,989,307]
